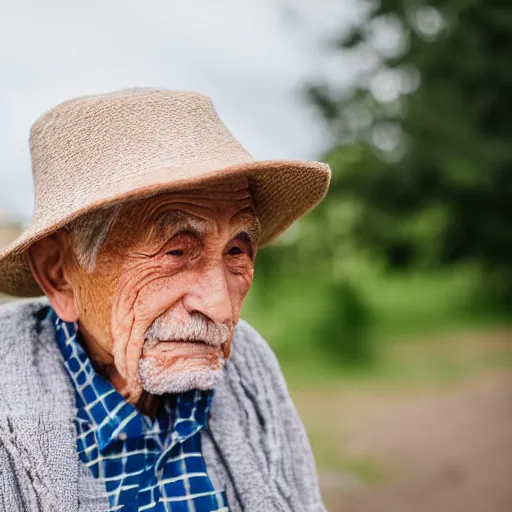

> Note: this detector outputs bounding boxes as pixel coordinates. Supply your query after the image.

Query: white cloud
[0,0,362,222]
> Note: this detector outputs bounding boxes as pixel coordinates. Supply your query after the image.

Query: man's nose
[182,264,232,326]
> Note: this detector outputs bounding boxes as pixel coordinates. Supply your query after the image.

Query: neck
[92,358,163,418]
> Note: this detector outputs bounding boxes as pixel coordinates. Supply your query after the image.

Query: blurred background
[2,1,512,510]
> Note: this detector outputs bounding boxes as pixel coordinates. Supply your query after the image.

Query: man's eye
[228,246,243,256]
[166,249,184,257]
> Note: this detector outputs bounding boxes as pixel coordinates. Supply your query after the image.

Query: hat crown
[29,88,251,227]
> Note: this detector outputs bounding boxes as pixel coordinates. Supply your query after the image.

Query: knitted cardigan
[0,298,325,512]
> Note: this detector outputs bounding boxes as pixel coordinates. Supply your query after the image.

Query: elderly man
[0,88,330,512]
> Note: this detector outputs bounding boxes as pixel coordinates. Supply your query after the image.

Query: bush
[313,278,374,365]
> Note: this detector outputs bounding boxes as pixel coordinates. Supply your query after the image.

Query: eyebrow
[144,210,208,245]
[141,207,261,249]
[230,208,261,248]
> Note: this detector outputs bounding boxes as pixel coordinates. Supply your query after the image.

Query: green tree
[306,0,512,298]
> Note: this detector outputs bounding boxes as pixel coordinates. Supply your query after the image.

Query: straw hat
[0,88,331,297]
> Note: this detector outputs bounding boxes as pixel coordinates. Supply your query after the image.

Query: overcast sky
[0,0,363,223]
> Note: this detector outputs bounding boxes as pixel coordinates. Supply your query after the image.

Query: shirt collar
[50,309,212,452]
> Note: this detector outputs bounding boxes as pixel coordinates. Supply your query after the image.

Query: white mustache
[143,313,230,350]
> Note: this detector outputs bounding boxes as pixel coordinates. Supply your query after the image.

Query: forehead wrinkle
[118,188,257,247]
[133,195,198,226]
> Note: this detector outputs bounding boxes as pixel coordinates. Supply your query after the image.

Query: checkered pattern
[50,309,229,512]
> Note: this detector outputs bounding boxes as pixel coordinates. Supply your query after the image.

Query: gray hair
[67,204,122,272]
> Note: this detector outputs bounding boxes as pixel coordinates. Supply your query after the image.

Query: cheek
[227,267,254,321]
[72,269,117,350]
[124,268,193,325]
[222,271,253,360]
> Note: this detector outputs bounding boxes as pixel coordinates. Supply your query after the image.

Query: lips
[142,339,220,358]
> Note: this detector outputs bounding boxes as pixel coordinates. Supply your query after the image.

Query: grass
[242,256,512,386]
[308,428,386,485]
[242,257,512,481]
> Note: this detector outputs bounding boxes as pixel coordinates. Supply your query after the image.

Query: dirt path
[311,370,512,511]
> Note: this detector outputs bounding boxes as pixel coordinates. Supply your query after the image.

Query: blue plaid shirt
[50,309,229,512]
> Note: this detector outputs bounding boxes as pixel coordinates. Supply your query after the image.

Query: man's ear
[27,231,78,322]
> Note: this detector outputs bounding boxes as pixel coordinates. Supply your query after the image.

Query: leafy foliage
[305,0,512,297]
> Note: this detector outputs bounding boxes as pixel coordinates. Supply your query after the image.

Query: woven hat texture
[0,87,331,297]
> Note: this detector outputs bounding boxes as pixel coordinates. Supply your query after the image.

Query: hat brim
[0,159,330,297]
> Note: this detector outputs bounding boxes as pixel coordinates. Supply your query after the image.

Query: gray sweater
[0,299,325,512]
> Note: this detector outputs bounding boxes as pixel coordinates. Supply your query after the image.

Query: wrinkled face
[66,181,259,401]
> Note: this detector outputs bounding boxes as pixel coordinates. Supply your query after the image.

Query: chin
[138,355,225,395]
